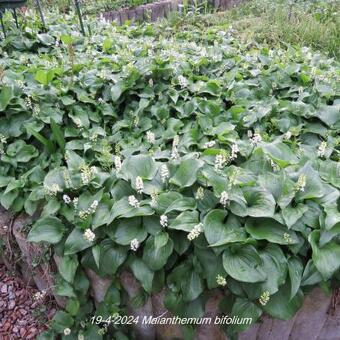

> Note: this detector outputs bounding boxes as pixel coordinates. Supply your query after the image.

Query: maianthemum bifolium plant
[0,8,339,340]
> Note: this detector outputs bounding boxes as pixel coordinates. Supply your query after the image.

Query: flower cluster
[135,176,144,193]
[33,105,40,116]
[16,79,25,89]
[74,118,82,129]
[171,136,180,160]
[114,155,122,172]
[295,174,306,192]
[63,194,71,204]
[80,165,97,185]
[33,290,46,301]
[146,131,155,144]
[214,154,227,172]
[0,134,7,144]
[228,169,239,188]
[161,164,169,183]
[44,183,61,196]
[73,197,79,209]
[284,131,292,140]
[270,158,280,172]
[187,223,203,241]
[203,141,216,149]
[230,143,239,160]
[63,170,72,188]
[317,141,327,158]
[78,200,98,219]
[250,133,262,146]
[178,75,188,88]
[128,195,140,208]
[130,238,140,251]
[259,291,270,306]
[220,191,229,207]
[64,328,71,336]
[283,232,293,243]
[160,214,168,227]
[89,133,98,143]
[216,275,227,287]
[150,191,158,207]
[195,187,205,200]
[83,229,95,242]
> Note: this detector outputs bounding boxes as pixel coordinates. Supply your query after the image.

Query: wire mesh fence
[28,0,158,15]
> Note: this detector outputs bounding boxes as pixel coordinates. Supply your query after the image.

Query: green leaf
[295,163,325,200]
[203,210,246,247]
[245,218,299,245]
[37,33,55,45]
[309,230,340,280]
[60,34,73,44]
[281,204,308,228]
[0,86,14,111]
[319,160,340,188]
[28,217,65,244]
[324,205,340,230]
[230,298,262,332]
[165,197,196,214]
[111,82,124,101]
[35,69,55,86]
[92,200,112,229]
[258,172,295,209]
[288,257,303,300]
[100,240,127,275]
[50,118,66,152]
[195,248,226,289]
[58,255,78,283]
[263,283,304,320]
[315,103,340,126]
[51,311,74,333]
[230,187,276,218]
[169,210,199,232]
[262,141,298,167]
[143,234,173,270]
[113,217,147,245]
[129,258,154,293]
[66,298,80,316]
[170,158,203,188]
[122,154,157,180]
[242,244,288,297]
[64,228,93,255]
[92,245,101,269]
[109,198,154,222]
[182,270,204,302]
[222,245,267,283]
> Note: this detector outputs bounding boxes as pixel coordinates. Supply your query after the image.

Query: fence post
[74,0,86,35]
[0,11,6,38]
[35,0,46,27]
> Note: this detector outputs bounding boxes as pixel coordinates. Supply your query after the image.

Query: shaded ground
[0,264,56,339]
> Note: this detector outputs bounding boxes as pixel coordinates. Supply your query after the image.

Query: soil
[0,264,56,340]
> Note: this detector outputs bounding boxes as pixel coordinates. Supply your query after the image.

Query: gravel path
[0,264,56,339]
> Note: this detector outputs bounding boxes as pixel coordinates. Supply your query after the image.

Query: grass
[165,0,340,60]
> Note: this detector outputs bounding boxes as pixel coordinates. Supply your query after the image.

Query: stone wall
[2,207,340,339]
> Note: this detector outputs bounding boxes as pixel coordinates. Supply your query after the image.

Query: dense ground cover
[0,2,339,339]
